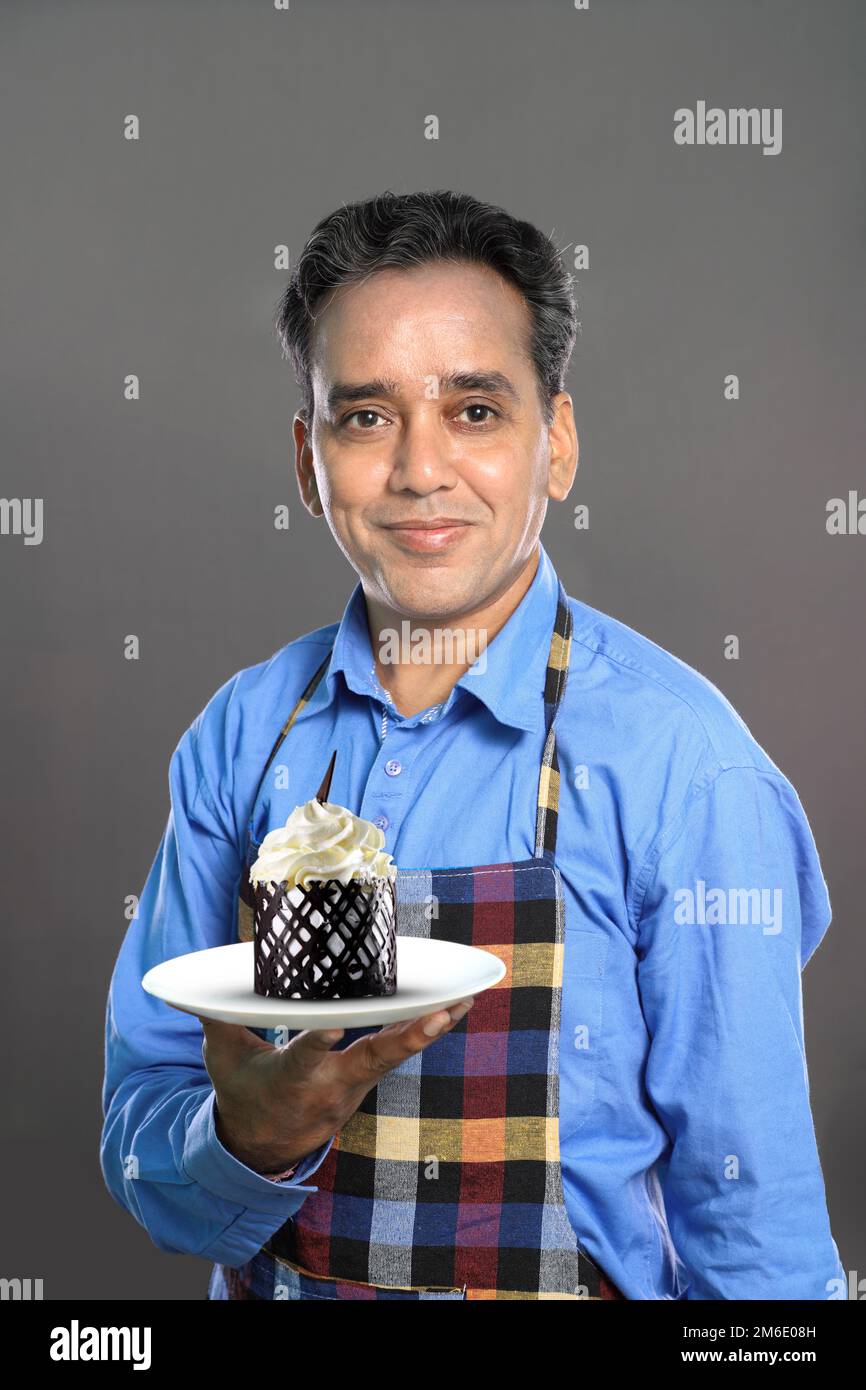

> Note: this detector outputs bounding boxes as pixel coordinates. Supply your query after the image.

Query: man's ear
[547,393,579,502]
[293,412,323,518]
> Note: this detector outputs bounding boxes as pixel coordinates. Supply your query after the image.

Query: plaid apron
[208,577,625,1300]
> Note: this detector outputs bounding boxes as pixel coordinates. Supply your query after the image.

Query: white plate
[141,937,506,1030]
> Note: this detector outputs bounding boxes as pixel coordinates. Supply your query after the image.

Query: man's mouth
[380,518,474,553]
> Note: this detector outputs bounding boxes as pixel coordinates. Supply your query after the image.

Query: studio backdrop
[0,0,862,1301]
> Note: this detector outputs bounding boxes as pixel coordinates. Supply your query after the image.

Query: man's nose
[387,413,459,493]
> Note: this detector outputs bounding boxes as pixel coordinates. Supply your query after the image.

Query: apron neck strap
[533,577,574,862]
[248,648,332,826]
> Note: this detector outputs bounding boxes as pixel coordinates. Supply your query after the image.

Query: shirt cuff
[266,1142,336,1185]
[183,1089,336,1215]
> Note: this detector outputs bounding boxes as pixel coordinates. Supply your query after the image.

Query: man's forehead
[310,263,531,363]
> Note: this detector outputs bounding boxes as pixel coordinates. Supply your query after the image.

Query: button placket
[363,676,448,834]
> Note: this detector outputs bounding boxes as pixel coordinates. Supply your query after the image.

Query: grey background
[1,0,862,1300]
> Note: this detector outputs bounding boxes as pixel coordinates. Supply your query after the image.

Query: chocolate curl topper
[316,749,337,804]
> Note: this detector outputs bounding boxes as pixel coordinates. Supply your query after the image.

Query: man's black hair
[274,189,578,427]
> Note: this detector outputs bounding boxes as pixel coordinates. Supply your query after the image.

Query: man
[102,189,844,1300]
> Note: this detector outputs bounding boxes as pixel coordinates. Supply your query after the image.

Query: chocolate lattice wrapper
[252,875,397,1000]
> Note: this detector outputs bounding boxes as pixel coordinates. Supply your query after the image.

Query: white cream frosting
[249,797,397,890]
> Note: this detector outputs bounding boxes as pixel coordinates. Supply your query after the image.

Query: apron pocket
[266,1249,467,1300]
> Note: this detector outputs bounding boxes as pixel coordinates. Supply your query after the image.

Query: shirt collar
[297,541,560,735]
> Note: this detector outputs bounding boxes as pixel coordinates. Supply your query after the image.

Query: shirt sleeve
[100,713,335,1268]
[633,764,845,1300]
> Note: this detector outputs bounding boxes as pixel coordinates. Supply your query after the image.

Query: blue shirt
[101,540,845,1299]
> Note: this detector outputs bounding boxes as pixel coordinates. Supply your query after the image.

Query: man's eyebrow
[439,371,521,403]
[325,370,521,415]
[326,378,401,413]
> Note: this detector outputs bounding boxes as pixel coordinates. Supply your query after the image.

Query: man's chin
[374,564,487,622]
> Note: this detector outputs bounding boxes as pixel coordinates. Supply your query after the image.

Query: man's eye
[458,403,499,425]
[341,403,500,430]
[343,409,386,430]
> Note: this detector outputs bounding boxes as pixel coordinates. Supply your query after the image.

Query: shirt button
[374,814,389,832]
[385,759,402,777]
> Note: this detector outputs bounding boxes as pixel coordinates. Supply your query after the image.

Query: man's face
[293,260,576,619]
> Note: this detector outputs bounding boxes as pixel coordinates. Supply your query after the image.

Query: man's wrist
[213,1100,304,1177]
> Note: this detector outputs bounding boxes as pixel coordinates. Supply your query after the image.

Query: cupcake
[249,753,398,1000]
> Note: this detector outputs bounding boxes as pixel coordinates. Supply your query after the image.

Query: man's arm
[633,764,845,1300]
[100,713,334,1268]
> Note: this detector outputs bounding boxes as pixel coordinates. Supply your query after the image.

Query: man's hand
[197,1000,475,1175]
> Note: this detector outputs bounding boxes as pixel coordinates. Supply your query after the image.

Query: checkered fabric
[217,577,626,1300]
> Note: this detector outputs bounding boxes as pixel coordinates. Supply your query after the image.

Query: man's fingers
[341,999,475,1083]
[274,1027,347,1077]
[198,997,474,1089]
[195,1013,345,1072]
[195,1014,271,1058]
